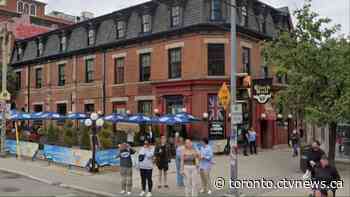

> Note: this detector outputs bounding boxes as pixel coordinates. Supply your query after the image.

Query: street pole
[0,28,10,156]
[90,122,98,173]
[230,0,238,197]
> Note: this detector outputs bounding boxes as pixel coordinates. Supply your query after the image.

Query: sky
[39,0,349,36]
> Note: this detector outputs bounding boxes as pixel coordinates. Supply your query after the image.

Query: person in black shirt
[290,129,300,157]
[304,140,325,179]
[155,135,171,189]
[313,156,341,197]
[118,143,136,195]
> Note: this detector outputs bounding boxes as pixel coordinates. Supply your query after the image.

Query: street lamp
[182,107,187,113]
[154,108,160,116]
[126,110,131,115]
[277,114,283,119]
[202,112,209,120]
[261,113,267,119]
[84,112,104,173]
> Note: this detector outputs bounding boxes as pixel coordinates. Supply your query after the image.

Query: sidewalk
[0,148,348,197]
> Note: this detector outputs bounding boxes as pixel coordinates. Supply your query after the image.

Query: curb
[0,167,115,197]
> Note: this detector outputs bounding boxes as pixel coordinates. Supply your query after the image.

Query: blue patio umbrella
[175,112,200,122]
[103,113,126,123]
[126,114,155,124]
[158,114,191,125]
[10,111,33,121]
[66,112,88,120]
[37,112,65,120]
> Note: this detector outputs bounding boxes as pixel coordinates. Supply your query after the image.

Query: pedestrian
[248,127,257,154]
[154,135,171,189]
[199,138,213,195]
[181,139,200,197]
[303,140,325,179]
[118,143,136,195]
[145,126,155,144]
[241,129,249,156]
[126,129,134,146]
[290,129,300,157]
[139,140,154,197]
[175,137,185,187]
[313,155,341,197]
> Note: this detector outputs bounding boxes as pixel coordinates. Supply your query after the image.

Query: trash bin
[300,145,312,172]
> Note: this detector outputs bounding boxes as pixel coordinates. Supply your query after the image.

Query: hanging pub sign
[252,78,273,104]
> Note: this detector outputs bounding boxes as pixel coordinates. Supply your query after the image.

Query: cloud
[39,0,348,35]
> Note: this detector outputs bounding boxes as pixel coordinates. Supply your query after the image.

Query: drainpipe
[102,51,106,115]
[27,65,31,112]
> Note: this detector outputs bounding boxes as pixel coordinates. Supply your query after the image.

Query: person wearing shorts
[155,136,171,189]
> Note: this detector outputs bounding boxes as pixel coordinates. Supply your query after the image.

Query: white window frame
[30,4,36,16]
[17,1,24,13]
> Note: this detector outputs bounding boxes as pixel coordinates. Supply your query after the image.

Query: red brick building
[10,0,292,148]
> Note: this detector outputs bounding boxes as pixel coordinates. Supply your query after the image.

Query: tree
[263,0,350,163]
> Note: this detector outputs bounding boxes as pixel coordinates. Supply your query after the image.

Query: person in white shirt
[138,140,154,197]
[126,129,134,146]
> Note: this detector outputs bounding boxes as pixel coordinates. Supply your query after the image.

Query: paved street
[0,171,97,197]
[0,148,348,197]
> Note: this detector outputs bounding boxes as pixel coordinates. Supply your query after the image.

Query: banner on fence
[95,149,120,166]
[43,145,91,167]
[5,140,39,158]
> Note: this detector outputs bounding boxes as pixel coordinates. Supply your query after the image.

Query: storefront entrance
[165,96,187,138]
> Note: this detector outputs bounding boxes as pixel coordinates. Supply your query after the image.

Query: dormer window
[23,3,29,15]
[116,21,126,39]
[17,1,24,13]
[88,29,95,46]
[141,14,152,33]
[210,0,222,21]
[30,4,36,16]
[37,40,43,57]
[240,5,248,26]
[17,47,23,60]
[171,6,181,27]
[60,35,67,52]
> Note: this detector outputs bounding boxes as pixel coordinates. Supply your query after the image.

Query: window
[116,21,126,39]
[34,104,43,112]
[58,64,65,86]
[210,0,222,20]
[141,14,152,33]
[35,68,42,88]
[85,59,94,83]
[37,40,43,57]
[138,101,152,116]
[57,103,67,115]
[15,71,21,90]
[114,57,124,84]
[112,102,126,114]
[171,6,181,27]
[84,104,95,113]
[168,48,182,79]
[208,44,225,76]
[262,65,269,78]
[140,53,151,81]
[242,47,251,74]
[60,36,67,52]
[260,18,266,33]
[30,4,36,16]
[17,47,23,60]
[17,1,23,13]
[240,5,248,26]
[23,3,29,15]
[88,29,95,46]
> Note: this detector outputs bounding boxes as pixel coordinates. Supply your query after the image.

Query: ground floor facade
[13,77,290,148]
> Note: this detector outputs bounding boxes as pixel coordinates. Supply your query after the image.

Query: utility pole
[0,26,11,156]
[230,0,239,196]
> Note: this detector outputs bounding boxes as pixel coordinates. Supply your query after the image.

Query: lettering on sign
[252,78,273,104]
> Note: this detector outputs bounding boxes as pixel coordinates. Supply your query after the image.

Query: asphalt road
[0,171,98,197]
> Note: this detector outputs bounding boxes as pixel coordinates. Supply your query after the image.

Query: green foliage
[98,123,113,149]
[47,123,59,145]
[80,125,91,150]
[63,121,78,147]
[263,0,350,162]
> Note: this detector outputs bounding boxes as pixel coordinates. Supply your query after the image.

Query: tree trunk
[328,122,337,165]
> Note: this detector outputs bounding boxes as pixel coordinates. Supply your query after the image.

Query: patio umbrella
[125,114,155,124]
[66,112,88,120]
[175,112,200,122]
[9,111,33,121]
[31,112,64,120]
[103,113,126,123]
[158,114,190,125]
